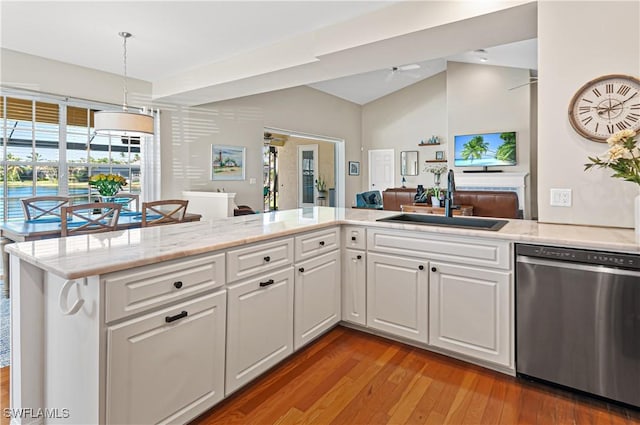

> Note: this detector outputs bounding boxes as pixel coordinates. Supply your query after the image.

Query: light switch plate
[550,188,572,207]
[249,178,256,184]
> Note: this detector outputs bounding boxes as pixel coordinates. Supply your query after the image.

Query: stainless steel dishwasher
[516,244,640,407]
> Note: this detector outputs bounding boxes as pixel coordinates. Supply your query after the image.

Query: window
[0,95,142,220]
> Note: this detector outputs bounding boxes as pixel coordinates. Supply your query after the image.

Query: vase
[100,196,116,204]
[431,196,440,207]
[434,173,441,186]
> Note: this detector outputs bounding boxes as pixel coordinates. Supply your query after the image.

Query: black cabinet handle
[165,310,188,323]
[264,256,271,262]
[351,236,356,241]
[319,241,325,246]
[299,267,305,273]
[357,255,362,260]
[259,279,275,287]
[418,265,424,270]
[173,281,183,289]
[431,267,437,272]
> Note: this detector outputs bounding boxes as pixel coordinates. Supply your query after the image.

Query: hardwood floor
[192,327,640,425]
[0,326,638,425]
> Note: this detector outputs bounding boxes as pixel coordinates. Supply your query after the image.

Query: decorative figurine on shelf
[428,135,439,144]
[401,176,407,188]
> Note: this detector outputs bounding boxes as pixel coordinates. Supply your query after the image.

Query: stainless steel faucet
[444,169,459,217]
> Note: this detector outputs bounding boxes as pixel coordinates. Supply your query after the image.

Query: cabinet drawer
[105,252,225,323]
[295,227,340,262]
[106,290,226,425]
[226,237,294,283]
[343,226,366,250]
[368,228,510,270]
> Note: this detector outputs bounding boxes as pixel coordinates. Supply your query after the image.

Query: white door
[298,144,318,207]
[106,290,227,425]
[294,250,341,350]
[429,261,511,366]
[368,149,395,192]
[225,267,294,395]
[367,252,428,343]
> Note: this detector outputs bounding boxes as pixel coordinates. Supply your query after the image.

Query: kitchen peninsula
[7,207,638,424]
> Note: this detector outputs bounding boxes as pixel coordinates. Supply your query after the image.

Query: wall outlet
[550,188,572,207]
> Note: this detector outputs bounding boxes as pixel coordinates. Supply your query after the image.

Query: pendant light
[94,32,154,136]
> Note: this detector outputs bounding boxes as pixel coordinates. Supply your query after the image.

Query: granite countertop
[6,207,639,279]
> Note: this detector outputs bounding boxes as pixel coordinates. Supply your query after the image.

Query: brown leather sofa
[382,188,520,219]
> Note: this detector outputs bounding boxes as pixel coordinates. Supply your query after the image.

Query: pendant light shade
[94,110,153,135]
[95,31,154,136]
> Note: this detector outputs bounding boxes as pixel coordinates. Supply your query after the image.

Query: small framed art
[211,145,246,180]
[435,151,444,160]
[349,161,360,176]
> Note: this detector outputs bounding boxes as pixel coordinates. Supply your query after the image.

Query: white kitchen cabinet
[294,226,340,262]
[342,248,366,326]
[294,250,341,350]
[106,290,227,425]
[226,266,295,395]
[429,261,511,367]
[367,252,428,343]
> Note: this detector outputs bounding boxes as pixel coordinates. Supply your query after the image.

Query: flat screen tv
[453,131,516,169]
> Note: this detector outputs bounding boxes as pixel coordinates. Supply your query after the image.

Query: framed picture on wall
[435,151,444,160]
[349,161,360,176]
[211,145,246,180]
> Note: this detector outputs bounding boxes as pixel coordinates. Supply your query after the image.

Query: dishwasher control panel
[516,244,640,270]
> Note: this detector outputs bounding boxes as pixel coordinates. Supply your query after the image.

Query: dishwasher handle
[517,255,640,278]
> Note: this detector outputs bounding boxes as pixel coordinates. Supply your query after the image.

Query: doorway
[263,127,344,210]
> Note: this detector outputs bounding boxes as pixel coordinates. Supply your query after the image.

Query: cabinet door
[429,262,511,367]
[367,252,428,343]
[106,290,227,425]
[226,267,294,395]
[294,250,341,350]
[342,248,366,326]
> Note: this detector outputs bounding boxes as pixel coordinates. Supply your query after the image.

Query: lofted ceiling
[0,1,537,107]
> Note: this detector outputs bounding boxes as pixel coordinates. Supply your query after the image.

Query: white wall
[447,61,532,215]
[538,1,640,227]
[362,72,448,189]
[162,86,361,211]
[1,49,151,106]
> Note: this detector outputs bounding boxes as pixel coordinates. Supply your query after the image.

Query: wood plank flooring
[192,327,640,425]
[0,326,638,425]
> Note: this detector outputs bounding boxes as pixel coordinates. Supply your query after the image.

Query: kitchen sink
[376,213,508,231]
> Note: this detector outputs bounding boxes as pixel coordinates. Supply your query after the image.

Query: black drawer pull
[351,236,356,241]
[165,310,188,323]
[418,265,424,271]
[319,241,325,246]
[431,267,437,272]
[260,279,275,287]
[173,281,183,289]
[264,256,271,262]
[299,267,305,273]
[357,255,362,260]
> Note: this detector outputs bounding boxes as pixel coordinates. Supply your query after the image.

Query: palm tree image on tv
[454,131,517,167]
[495,132,516,162]
[460,136,489,162]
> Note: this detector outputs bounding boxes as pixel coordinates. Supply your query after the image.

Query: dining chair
[113,192,140,213]
[141,200,189,227]
[21,196,71,221]
[61,202,122,236]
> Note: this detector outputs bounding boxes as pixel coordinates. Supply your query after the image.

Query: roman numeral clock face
[568,74,640,142]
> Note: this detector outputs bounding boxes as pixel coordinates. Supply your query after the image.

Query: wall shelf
[418,143,441,146]
[424,160,447,163]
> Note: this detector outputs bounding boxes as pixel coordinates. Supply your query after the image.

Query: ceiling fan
[385,63,421,82]
[264,132,288,146]
[508,77,538,91]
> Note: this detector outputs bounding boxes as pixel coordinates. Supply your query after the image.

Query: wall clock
[568,74,640,142]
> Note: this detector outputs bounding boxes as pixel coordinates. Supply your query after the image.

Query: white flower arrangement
[423,163,448,175]
[585,129,640,185]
